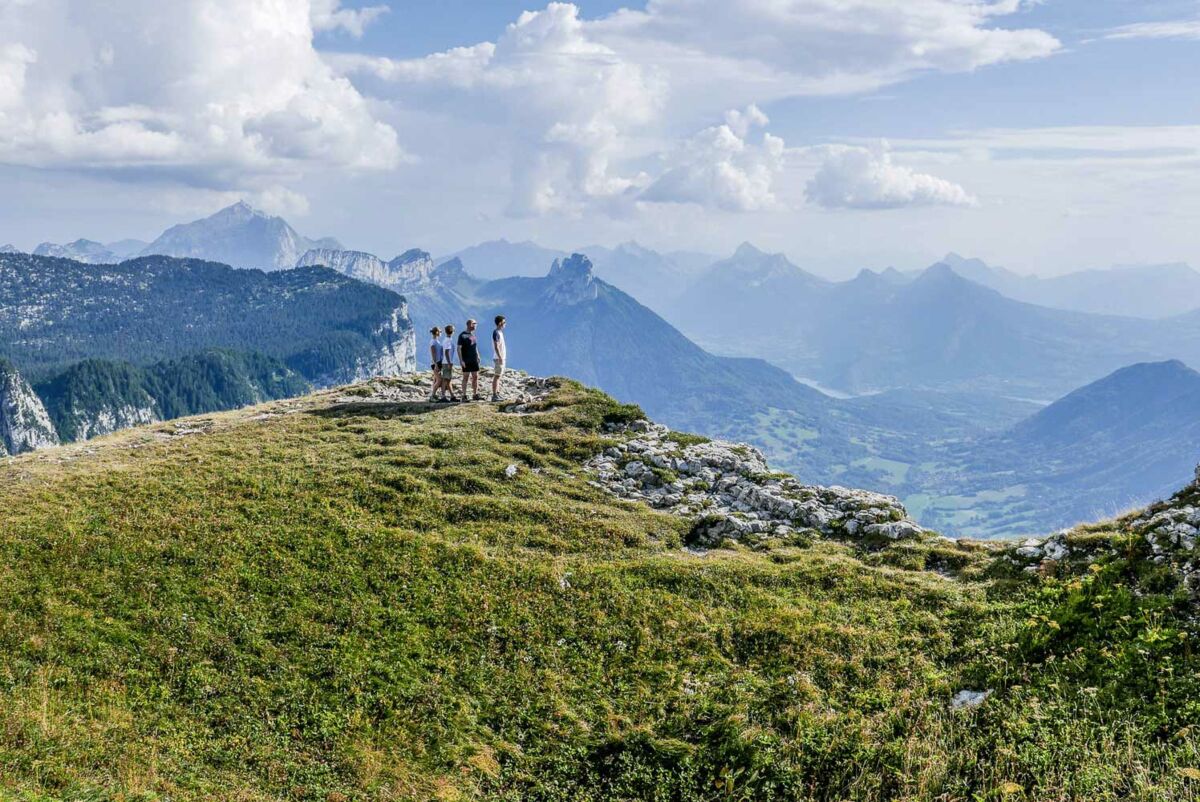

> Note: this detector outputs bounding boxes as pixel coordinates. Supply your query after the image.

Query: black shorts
[463,358,480,373]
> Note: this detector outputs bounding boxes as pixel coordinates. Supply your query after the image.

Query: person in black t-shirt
[458,318,482,400]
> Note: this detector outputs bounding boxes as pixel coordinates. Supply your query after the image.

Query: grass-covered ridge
[1,380,1198,801]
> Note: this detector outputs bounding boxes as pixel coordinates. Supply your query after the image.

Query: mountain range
[939,252,1200,319]
[8,202,1200,538]
[664,243,1200,399]
[0,251,417,450]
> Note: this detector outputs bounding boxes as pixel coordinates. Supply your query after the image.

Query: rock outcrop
[544,254,599,305]
[0,360,59,456]
[1006,463,1200,597]
[584,419,927,548]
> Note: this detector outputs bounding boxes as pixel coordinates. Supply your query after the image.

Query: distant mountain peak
[0,244,18,254]
[432,256,469,282]
[546,254,598,304]
[221,200,262,219]
[142,203,338,270]
[392,248,431,266]
[734,241,765,258]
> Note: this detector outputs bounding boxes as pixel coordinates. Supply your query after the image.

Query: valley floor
[1,377,1198,801]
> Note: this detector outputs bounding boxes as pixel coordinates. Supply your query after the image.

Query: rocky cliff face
[544,253,599,305]
[297,247,443,295]
[0,361,59,456]
[297,248,394,287]
[61,401,159,442]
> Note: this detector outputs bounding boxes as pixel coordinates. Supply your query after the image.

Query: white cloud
[594,0,1061,103]
[336,0,1057,219]
[341,3,664,217]
[0,0,401,198]
[310,1,389,38]
[805,142,977,210]
[642,106,785,211]
[1101,18,1200,41]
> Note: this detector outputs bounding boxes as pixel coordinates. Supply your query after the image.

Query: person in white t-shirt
[490,315,507,402]
[440,324,459,402]
[428,326,445,401]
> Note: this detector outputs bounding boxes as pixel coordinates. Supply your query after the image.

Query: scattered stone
[585,418,929,549]
[950,689,992,710]
[504,464,519,479]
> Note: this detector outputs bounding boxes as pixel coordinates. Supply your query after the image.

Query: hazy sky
[1,0,1198,277]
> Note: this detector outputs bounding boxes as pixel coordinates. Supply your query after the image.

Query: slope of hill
[941,253,1200,319]
[142,201,341,270]
[912,360,1200,537]
[0,252,415,385]
[1,375,1197,800]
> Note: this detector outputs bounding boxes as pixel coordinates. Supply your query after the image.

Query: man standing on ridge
[458,318,482,401]
[491,315,507,402]
[440,324,459,402]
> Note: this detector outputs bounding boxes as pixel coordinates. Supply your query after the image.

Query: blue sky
[1,0,1198,276]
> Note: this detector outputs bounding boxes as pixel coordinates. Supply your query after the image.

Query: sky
[1,0,1198,277]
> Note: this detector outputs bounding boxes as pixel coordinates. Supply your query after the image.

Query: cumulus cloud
[0,0,401,197]
[641,106,785,211]
[336,0,1056,218]
[805,143,977,210]
[310,0,389,37]
[341,3,664,216]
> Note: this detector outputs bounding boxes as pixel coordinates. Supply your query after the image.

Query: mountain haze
[940,253,1200,319]
[142,202,341,270]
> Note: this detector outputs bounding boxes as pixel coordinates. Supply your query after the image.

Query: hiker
[428,326,444,401]
[458,318,482,401]
[491,315,507,402]
[440,324,459,402]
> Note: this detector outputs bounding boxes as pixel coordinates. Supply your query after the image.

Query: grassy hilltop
[1,379,1199,801]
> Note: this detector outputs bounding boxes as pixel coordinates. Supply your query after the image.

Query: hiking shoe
[473,394,483,401]
[491,394,502,402]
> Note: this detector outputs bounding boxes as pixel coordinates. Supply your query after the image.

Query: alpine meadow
[2,1,1200,800]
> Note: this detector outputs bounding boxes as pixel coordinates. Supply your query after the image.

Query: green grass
[1,381,1198,800]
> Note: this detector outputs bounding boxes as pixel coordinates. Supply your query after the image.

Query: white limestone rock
[0,360,59,456]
